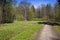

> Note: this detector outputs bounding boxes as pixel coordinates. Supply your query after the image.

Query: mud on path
[36,25,59,40]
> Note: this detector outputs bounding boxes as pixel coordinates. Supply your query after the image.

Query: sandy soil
[36,25,59,40]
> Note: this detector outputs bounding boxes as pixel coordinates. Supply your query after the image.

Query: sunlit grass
[0,21,43,40]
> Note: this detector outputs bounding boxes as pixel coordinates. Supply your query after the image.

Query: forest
[0,0,60,40]
[0,0,60,23]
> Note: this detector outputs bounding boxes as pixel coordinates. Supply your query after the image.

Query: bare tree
[19,1,31,20]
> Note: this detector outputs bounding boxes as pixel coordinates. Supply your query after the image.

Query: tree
[27,5,35,20]
[0,0,16,23]
[0,6,2,23]
[19,1,31,20]
[54,0,60,22]
[36,6,41,18]
[0,0,6,23]
[40,4,46,18]
[15,7,25,21]
[45,4,53,21]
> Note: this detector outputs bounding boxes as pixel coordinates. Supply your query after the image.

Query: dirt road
[36,25,59,40]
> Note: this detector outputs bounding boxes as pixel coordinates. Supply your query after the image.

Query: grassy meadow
[0,21,43,40]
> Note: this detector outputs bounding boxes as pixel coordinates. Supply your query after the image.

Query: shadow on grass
[37,21,60,26]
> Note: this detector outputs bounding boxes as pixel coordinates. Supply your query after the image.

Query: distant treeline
[0,0,60,23]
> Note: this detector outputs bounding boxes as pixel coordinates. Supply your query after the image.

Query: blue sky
[16,0,57,8]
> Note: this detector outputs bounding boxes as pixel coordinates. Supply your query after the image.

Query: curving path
[36,25,59,40]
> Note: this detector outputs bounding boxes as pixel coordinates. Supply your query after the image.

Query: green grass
[0,21,43,40]
[55,25,60,34]
[55,25,60,37]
